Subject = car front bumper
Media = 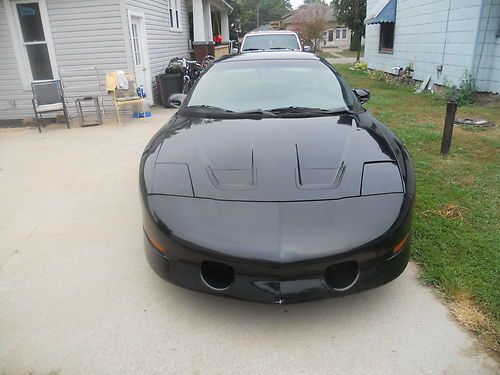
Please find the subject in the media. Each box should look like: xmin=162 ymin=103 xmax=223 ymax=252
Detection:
xmin=144 ymin=232 xmax=410 ymax=304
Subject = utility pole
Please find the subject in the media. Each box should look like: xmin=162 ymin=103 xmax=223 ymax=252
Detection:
xmin=256 ymin=6 xmax=259 ymax=27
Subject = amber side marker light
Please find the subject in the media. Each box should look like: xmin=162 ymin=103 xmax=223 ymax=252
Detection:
xmin=144 ymin=230 xmax=167 ymax=255
xmin=393 ymin=233 xmax=410 ymax=255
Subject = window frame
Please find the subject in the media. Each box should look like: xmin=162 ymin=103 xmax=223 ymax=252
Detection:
xmin=328 ymin=29 xmax=334 ymax=42
xmin=5 ymin=0 xmax=59 ymax=89
xmin=379 ymin=22 xmax=395 ymax=54
xmin=168 ymin=0 xmax=182 ymax=31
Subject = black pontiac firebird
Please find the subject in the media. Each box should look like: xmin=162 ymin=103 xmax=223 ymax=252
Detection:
xmin=140 ymin=52 xmax=415 ymax=304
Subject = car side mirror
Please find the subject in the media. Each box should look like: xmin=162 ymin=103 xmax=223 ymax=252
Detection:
xmin=168 ymin=93 xmax=187 ymax=108
xmin=303 ymin=46 xmax=312 ymax=53
xmin=353 ymin=88 xmax=370 ymax=104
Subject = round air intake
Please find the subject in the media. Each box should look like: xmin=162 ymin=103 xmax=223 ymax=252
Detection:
xmin=200 ymin=261 xmax=235 ymax=290
xmin=325 ymin=261 xmax=359 ymax=291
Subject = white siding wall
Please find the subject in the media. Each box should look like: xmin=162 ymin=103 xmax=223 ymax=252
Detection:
xmin=364 ymin=0 xmax=500 ymax=93
xmin=124 ymin=0 xmax=190 ymax=99
xmin=0 ymin=0 xmax=129 ymax=120
xmin=0 ymin=0 xmax=193 ymax=121
xmin=473 ymin=0 xmax=500 ymax=93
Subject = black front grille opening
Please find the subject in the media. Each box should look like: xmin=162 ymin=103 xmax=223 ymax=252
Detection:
xmin=200 ymin=261 xmax=235 ymax=290
xmin=325 ymin=261 xmax=359 ymax=291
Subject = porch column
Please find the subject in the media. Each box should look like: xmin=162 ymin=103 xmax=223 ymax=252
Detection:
xmin=203 ymin=0 xmax=213 ymax=41
xmin=192 ymin=0 xmax=205 ymax=42
xmin=220 ymin=9 xmax=230 ymax=41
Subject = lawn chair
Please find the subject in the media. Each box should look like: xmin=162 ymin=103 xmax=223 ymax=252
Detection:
xmin=31 ymin=80 xmax=70 ymax=133
xmin=106 ymin=72 xmax=144 ymax=126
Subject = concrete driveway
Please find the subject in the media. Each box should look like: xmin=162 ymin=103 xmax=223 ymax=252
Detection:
xmin=0 ymin=110 xmax=497 ymax=375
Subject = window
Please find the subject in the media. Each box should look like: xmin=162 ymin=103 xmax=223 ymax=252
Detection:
xmin=169 ymin=0 xmax=181 ymax=30
xmin=241 ymin=34 xmax=301 ymax=51
xmin=335 ymin=28 xmax=347 ymax=40
xmin=328 ymin=29 xmax=334 ymax=42
xmin=379 ymin=22 xmax=395 ymax=53
xmin=13 ymin=1 xmax=54 ymax=81
xmin=187 ymin=60 xmax=358 ymax=112
xmin=130 ymin=22 xmax=141 ymax=66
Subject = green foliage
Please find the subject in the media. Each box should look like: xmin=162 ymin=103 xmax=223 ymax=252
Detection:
xmin=335 ymin=63 xmax=500 ymax=326
xmin=442 ymin=71 xmax=477 ymax=106
xmin=228 ymin=0 xmax=292 ymax=37
xmin=331 ymin=0 xmax=366 ymax=36
xmin=368 ymin=69 xmax=386 ymax=81
xmin=331 ymin=0 xmax=366 ymax=58
xmin=298 ymin=16 xmax=326 ymax=51
xmin=353 ymin=61 xmax=368 ymax=71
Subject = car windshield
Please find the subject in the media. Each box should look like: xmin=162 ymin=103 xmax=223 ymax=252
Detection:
xmin=242 ymin=34 xmax=300 ymax=51
xmin=186 ymin=59 xmax=357 ymax=113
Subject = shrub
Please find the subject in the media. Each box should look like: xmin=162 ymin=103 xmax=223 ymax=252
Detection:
xmin=369 ymin=70 xmax=386 ymax=81
xmin=443 ymin=70 xmax=477 ymax=105
xmin=353 ymin=61 xmax=368 ymax=72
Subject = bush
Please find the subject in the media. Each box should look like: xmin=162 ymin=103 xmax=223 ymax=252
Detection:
xmin=353 ymin=61 xmax=368 ymax=72
xmin=443 ymin=70 xmax=477 ymax=105
xmin=368 ymin=70 xmax=386 ymax=81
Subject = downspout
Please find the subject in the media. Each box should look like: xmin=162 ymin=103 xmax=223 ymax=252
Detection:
xmin=438 ymin=0 xmax=452 ymax=81
xmin=471 ymin=0 xmax=485 ymax=80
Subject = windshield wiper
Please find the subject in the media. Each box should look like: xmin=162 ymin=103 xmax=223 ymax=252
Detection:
xmin=242 ymin=48 xmax=265 ymax=51
xmin=267 ymin=106 xmax=357 ymax=117
xmin=269 ymin=47 xmax=296 ymax=50
xmin=234 ymin=109 xmax=276 ymax=117
xmin=184 ymin=105 xmax=234 ymax=113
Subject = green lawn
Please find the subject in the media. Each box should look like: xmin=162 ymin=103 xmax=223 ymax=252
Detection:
xmin=337 ymin=48 xmax=364 ymax=58
xmin=335 ymin=65 xmax=500 ymax=346
xmin=316 ymin=51 xmax=337 ymax=59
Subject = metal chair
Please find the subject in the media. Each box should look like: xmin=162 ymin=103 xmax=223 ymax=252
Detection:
xmin=31 ymin=80 xmax=70 ymax=132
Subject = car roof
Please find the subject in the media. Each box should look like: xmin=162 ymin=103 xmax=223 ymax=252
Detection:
xmin=245 ymin=30 xmax=298 ymax=35
xmin=218 ymin=51 xmax=321 ymax=63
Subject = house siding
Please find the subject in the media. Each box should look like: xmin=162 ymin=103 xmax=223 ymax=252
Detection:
xmin=473 ymin=0 xmax=500 ymax=93
xmin=0 ymin=0 xmax=129 ymax=120
xmin=124 ymin=0 xmax=191 ymax=99
xmin=364 ymin=0 xmax=500 ymax=93
xmin=0 ymin=0 xmax=193 ymax=121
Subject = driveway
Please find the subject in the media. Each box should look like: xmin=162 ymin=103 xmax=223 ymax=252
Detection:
xmin=0 ymin=110 xmax=497 ymax=375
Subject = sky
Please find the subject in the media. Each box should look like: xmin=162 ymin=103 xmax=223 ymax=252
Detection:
xmin=290 ymin=0 xmax=303 ymax=9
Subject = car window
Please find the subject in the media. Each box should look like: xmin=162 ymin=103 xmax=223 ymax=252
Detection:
xmin=242 ymin=34 xmax=300 ymax=51
xmin=187 ymin=60 xmax=357 ymax=112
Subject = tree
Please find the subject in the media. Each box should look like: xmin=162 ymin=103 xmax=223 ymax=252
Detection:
xmin=228 ymin=0 xmax=292 ymax=38
xmin=330 ymin=0 xmax=366 ymax=61
xmin=298 ymin=16 xmax=326 ymax=52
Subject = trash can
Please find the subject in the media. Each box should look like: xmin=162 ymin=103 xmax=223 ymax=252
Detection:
xmin=157 ymin=74 xmax=183 ymax=108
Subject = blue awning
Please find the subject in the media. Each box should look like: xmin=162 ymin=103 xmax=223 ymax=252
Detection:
xmin=364 ymin=0 xmax=396 ymax=25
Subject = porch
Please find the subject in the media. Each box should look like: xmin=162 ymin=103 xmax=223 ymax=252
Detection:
xmin=187 ymin=0 xmax=233 ymax=61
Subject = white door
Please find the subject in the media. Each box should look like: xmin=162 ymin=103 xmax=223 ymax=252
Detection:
xmin=129 ymin=14 xmax=153 ymax=104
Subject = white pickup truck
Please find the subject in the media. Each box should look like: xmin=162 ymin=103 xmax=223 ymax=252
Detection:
xmin=239 ymin=30 xmax=311 ymax=53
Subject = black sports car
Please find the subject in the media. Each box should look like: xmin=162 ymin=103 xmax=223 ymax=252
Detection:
xmin=140 ymin=52 xmax=415 ymax=304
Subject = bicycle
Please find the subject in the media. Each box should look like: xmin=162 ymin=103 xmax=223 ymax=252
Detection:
xmin=167 ymin=55 xmax=215 ymax=94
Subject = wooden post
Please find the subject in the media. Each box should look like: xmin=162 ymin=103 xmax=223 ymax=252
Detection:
xmin=440 ymin=98 xmax=457 ymax=157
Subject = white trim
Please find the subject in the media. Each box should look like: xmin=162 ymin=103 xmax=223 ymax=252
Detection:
xmin=4 ymin=0 xmax=59 ymax=90
xmin=126 ymin=9 xmax=153 ymax=106
xmin=168 ymin=0 xmax=182 ymax=31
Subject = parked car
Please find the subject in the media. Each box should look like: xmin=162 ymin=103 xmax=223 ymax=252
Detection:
xmin=238 ymin=30 xmax=311 ymax=52
xmin=140 ymin=52 xmax=415 ymax=304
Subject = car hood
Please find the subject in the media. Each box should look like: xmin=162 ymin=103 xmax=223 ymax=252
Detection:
xmin=152 ymin=114 xmax=398 ymax=201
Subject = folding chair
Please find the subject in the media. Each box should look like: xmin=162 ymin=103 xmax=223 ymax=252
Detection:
xmin=31 ymin=80 xmax=70 ymax=132
xmin=106 ymin=72 xmax=144 ymax=126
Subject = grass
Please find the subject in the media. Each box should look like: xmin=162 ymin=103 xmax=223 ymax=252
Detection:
xmin=316 ymin=51 xmax=337 ymax=59
xmin=335 ymin=64 xmax=500 ymax=354
xmin=337 ymin=48 xmax=364 ymax=58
